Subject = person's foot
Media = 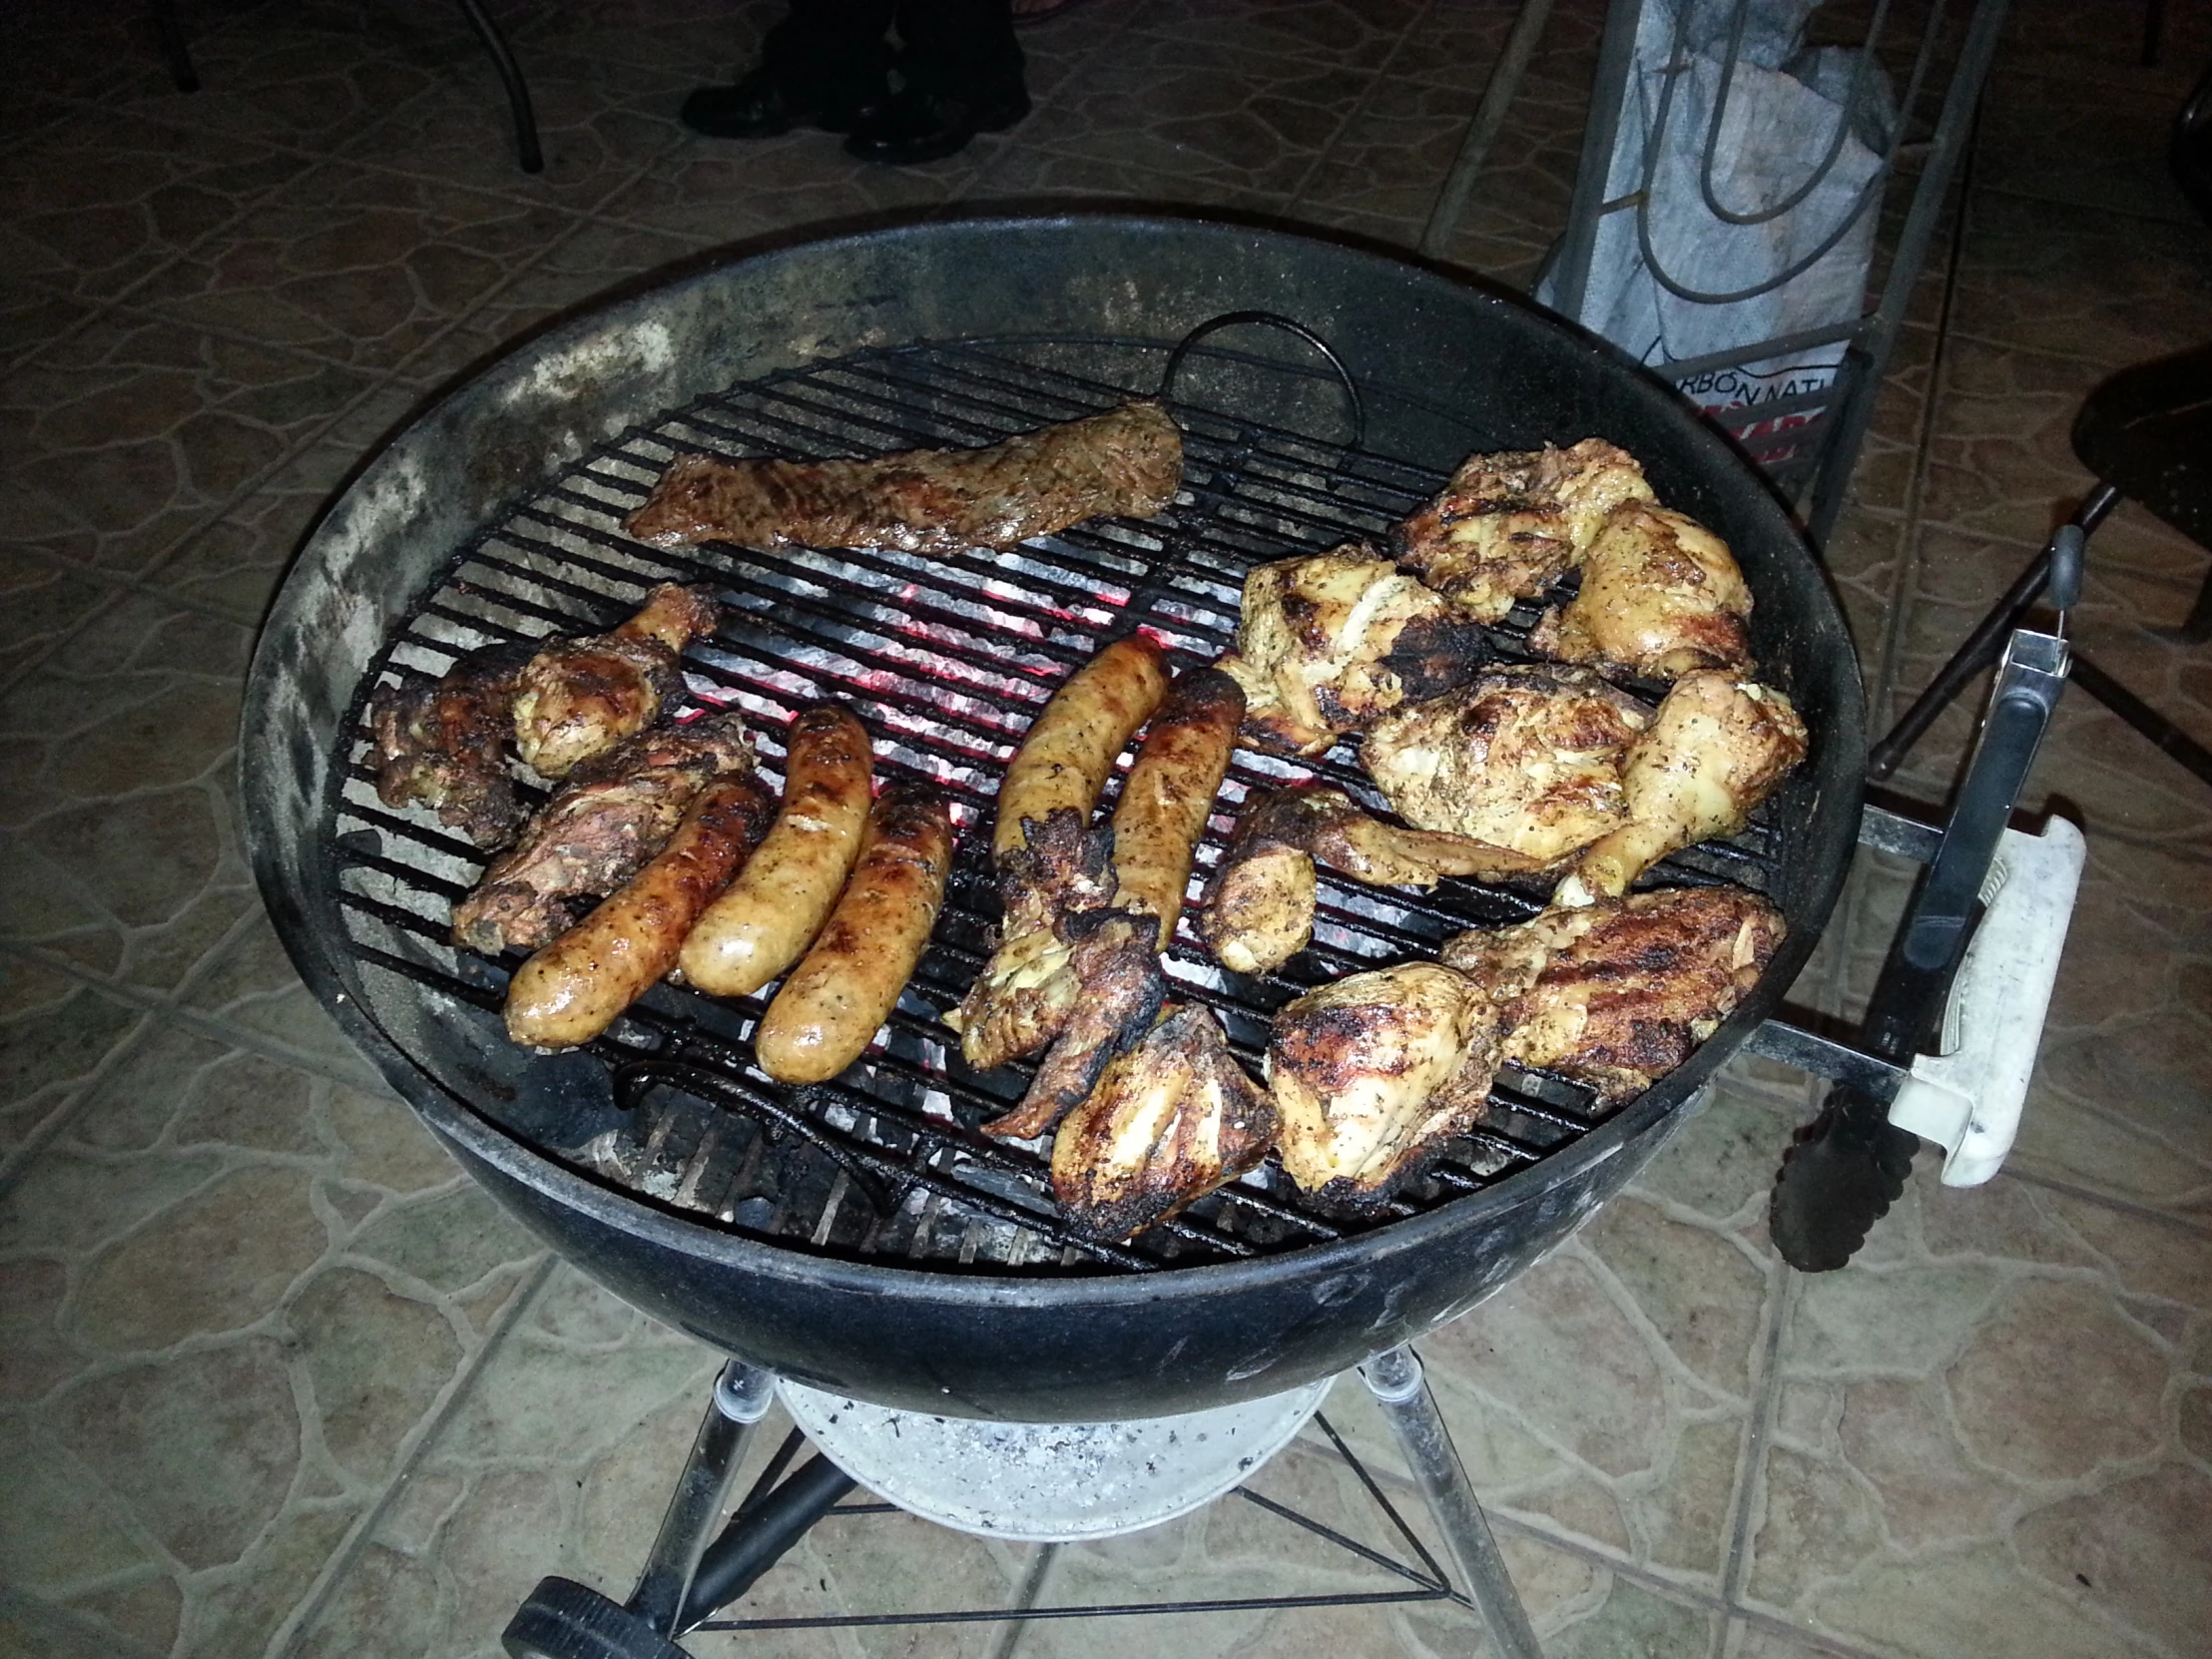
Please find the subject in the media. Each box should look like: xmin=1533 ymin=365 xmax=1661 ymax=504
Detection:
xmin=842 ymin=84 xmax=1030 ymax=165
xmin=680 ymin=68 xmax=883 ymax=139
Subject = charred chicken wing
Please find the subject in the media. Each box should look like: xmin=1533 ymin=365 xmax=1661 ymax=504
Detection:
xmin=1555 ymin=671 xmax=1807 ymax=906
xmin=1266 ymin=962 xmax=1503 ymax=1199
xmin=1395 ymin=438 xmax=1656 ymax=621
xmin=1442 ymin=884 xmax=1785 ymax=1102
xmin=366 ymin=642 xmax=534 ymax=848
xmin=1361 ymin=664 xmax=1652 ymax=867
xmin=1219 ymin=545 xmax=1488 ymax=757
xmin=512 ymin=583 xmax=723 ymax=780
xmin=1527 ymin=502 xmax=1753 ymax=680
xmin=451 ymin=711 xmax=755 ymax=955
xmin=1050 ymin=1004 xmax=1277 ymax=1241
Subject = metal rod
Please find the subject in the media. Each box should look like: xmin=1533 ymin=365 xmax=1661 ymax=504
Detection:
xmin=1420 ymin=0 xmax=1556 ymax=259
xmin=680 ymin=1453 xmax=857 ymax=1632
xmin=454 ymin=0 xmax=544 ymax=174
xmin=1548 ymin=0 xmax=1645 ymax=322
xmin=1361 ymin=1346 xmax=1545 ymax=1659
xmin=626 ymin=1361 xmax=774 ymax=1635
xmin=1807 ymin=0 xmax=2012 ymax=545
xmin=1869 ymin=484 xmax=2118 ymax=779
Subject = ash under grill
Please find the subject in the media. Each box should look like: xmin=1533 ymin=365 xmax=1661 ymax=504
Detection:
xmin=327 ymin=335 xmax=1784 ymax=1276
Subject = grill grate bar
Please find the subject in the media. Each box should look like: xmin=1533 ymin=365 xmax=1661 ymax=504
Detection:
xmin=327 ymin=335 xmax=1782 ymax=1275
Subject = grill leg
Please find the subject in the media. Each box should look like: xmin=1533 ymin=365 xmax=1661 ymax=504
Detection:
xmin=1361 ymin=1346 xmax=1544 ymax=1659
xmin=627 ymin=1361 xmax=776 ymax=1634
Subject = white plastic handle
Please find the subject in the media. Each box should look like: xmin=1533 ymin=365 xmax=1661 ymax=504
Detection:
xmin=1887 ymin=817 xmax=2086 ymax=1187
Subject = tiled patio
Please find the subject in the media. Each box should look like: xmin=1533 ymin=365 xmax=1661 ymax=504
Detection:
xmin=2 ymin=2 xmax=2208 ymax=1656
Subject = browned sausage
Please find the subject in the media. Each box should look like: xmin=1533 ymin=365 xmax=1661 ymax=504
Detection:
xmin=992 ymin=634 xmax=1170 ymax=864
xmin=504 ymin=774 xmax=777 ymax=1049
xmin=753 ymin=786 xmax=955 ymax=1084
xmin=1108 ymin=666 xmax=1246 ymax=947
xmin=677 ymin=706 xmax=874 ymax=997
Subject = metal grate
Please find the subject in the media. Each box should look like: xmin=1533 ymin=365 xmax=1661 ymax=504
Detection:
xmin=324 ymin=335 xmax=1785 ymax=1275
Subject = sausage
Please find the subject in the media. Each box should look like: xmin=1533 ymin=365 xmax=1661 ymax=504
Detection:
xmin=1108 ymin=666 xmax=1246 ymax=947
xmin=753 ymin=786 xmax=955 ymax=1084
xmin=503 ymin=774 xmax=777 ymax=1049
xmin=677 ymin=706 xmax=874 ymax=997
xmin=991 ymin=634 xmax=1170 ymax=864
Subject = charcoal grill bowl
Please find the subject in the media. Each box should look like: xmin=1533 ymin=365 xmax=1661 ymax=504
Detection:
xmin=243 ymin=215 xmax=1864 ymax=1421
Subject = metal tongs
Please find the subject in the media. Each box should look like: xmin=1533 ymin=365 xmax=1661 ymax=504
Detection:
xmin=1765 ymin=525 xmax=2088 ymax=1271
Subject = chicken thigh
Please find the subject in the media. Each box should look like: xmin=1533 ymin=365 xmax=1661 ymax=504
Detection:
xmin=1554 ymin=672 xmax=1807 ymax=906
xmin=366 ymin=641 xmax=535 ymax=848
xmin=1443 ymin=883 xmax=1785 ymax=1102
xmin=1266 ymin=962 xmax=1502 ymax=1198
xmin=1361 ymin=664 xmax=1652 ymax=866
xmin=1396 ymin=438 xmax=1655 ymax=621
xmin=1219 ymin=545 xmax=1488 ymax=756
xmin=1527 ymin=503 xmax=1753 ymax=680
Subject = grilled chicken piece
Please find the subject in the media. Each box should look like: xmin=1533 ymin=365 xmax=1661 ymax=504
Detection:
xmin=1266 ymin=963 xmax=1503 ymax=1199
xmin=1200 ymin=787 xmax=1547 ymax=975
xmin=1395 ymin=438 xmax=1656 ymax=621
xmin=1051 ymin=1005 xmax=1277 ymax=1242
xmin=983 ymin=909 xmax=1166 ymax=1142
xmin=1527 ymin=503 xmax=1753 ymax=680
xmin=1219 ymin=545 xmax=1489 ymax=757
xmin=513 ymin=584 xmax=723 ymax=780
xmin=1442 ymin=884 xmax=1785 ymax=1103
xmin=1362 ymin=665 xmax=1652 ymax=867
xmin=950 ymin=808 xmax=1116 ymax=1074
xmin=366 ymin=642 xmax=534 ymax=848
xmin=451 ymin=711 xmax=755 ymax=955
xmin=626 ymin=401 xmax=1183 ymax=556
xmin=1556 ymin=672 xmax=1807 ymax=906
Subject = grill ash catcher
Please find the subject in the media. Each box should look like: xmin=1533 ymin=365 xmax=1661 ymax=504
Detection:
xmin=239 ymin=219 xmax=2082 ymax=1657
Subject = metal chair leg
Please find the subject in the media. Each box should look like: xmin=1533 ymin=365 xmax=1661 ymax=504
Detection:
xmin=1361 ymin=1346 xmax=1545 ymax=1659
xmin=454 ymin=0 xmax=544 ymax=174
xmin=150 ymin=0 xmax=199 ymax=92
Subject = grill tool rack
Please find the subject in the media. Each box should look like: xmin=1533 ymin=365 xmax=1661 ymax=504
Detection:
xmin=1437 ymin=0 xmax=2014 ymax=547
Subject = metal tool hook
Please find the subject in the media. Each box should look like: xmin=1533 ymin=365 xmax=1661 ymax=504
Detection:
xmin=1160 ymin=310 xmax=1368 ymax=450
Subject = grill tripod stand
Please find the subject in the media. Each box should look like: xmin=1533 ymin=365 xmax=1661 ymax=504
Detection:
xmin=504 ymin=1347 xmax=1545 ymax=1659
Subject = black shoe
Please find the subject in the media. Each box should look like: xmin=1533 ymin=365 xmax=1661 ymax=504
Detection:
xmin=681 ymin=68 xmax=883 ymax=139
xmin=842 ymin=84 xmax=1029 ymax=165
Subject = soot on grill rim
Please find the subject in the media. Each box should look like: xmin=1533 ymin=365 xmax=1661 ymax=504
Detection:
xmin=323 ymin=337 xmax=1786 ymax=1276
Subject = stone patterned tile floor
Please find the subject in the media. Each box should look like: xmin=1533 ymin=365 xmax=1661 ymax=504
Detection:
xmin=3 ymin=1 xmax=2209 ymax=1655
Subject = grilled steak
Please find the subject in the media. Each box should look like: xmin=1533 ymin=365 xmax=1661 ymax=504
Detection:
xmin=626 ymin=400 xmax=1184 ymax=555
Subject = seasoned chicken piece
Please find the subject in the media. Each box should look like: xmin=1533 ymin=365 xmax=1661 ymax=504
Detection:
xmin=949 ymin=809 xmax=1116 ymax=1074
xmin=1051 ymin=1005 xmax=1277 ymax=1242
xmin=1199 ymin=787 xmax=1548 ymax=974
xmin=1220 ymin=545 xmax=1488 ymax=757
xmin=512 ymin=584 xmax=723 ymax=779
xmin=451 ymin=712 xmax=754 ymax=955
xmin=1266 ymin=963 xmax=1502 ymax=1199
xmin=1527 ymin=503 xmax=1753 ymax=680
xmin=1556 ymin=672 xmax=1807 ymax=906
xmin=1362 ymin=665 xmax=1651 ymax=866
xmin=982 ymin=909 xmax=1167 ymax=1142
xmin=1443 ymin=884 xmax=1785 ymax=1102
xmin=1395 ymin=438 xmax=1655 ymax=621
xmin=365 ymin=641 xmax=534 ymax=848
